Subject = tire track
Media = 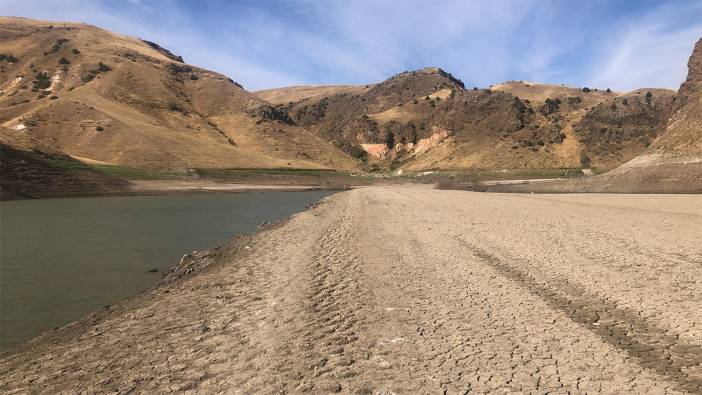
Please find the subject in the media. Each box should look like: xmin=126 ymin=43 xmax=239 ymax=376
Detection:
xmin=459 ymin=239 xmax=702 ymax=393
xmin=295 ymin=196 xmax=368 ymax=392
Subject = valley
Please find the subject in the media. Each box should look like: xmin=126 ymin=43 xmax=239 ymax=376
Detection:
xmin=2 ymin=18 xmax=700 ymax=198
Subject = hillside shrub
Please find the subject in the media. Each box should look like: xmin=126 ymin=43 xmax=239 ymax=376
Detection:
xmin=45 ymin=38 xmax=69 ymax=55
xmin=582 ymin=87 xmax=591 ymax=92
xmin=348 ymin=144 xmax=368 ymax=160
xmin=98 ymin=62 xmax=111 ymax=72
xmin=32 ymin=72 xmax=51 ymax=90
xmin=385 ymin=132 xmax=395 ymax=148
xmin=0 ymin=53 xmax=18 ymax=63
xmin=58 ymin=57 xmax=70 ymax=65
xmin=580 ymin=151 xmax=591 ymax=168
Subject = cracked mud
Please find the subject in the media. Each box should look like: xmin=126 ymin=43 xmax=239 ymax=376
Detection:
xmin=1 ymin=186 xmax=701 ymax=394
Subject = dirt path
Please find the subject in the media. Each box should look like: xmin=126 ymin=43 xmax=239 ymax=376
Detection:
xmin=2 ymin=186 xmax=701 ymax=393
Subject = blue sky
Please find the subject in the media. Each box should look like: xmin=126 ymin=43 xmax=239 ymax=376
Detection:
xmin=2 ymin=0 xmax=701 ymax=91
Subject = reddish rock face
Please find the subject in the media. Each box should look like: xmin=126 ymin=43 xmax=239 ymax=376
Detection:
xmin=414 ymin=126 xmax=452 ymax=154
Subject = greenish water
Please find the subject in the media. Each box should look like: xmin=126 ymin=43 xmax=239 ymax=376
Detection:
xmin=0 ymin=191 xmax=333 ymax=350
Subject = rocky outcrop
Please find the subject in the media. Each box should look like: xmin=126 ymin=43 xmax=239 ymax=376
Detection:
xmin=649 ymin=38 xmax=702 ymax=157
xmin=574 ymin=90 xmax=677 ymax=168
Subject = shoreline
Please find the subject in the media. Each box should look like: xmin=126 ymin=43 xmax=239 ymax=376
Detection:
xmin=1 ymin=186 xmax=701 ymax=392
xmin=0 ymin=190 xmax=322 ymax=355
xmin=0 ymin=180 xmax=355 ymax=201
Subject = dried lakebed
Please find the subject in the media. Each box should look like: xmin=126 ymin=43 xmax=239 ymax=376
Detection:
xmin=1 ymin=186 xmax=701 ymax=393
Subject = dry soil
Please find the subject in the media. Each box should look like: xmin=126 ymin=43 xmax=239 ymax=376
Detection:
xmin=1 ymin=186 xmax=701 ymax=394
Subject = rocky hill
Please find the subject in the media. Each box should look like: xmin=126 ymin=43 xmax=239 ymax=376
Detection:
xmin=269 ymin=69 xmax=675 ymax=171
xmin=0 ymin=17 xmax=692 ymax=180
xmin=650 ymin=38 xmax=702 ymax=157
xmin=0 ymin=17 xmax=357 ymax=170
xmin=477 ymin=38 xmax=702 ymax=193
xmin=594 ymin=37 xmax=702 ymax=192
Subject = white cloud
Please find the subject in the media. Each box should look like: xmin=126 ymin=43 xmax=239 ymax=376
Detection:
xmin=587 ymin=4 xmax=702 ymax=91
xmin=2 ymin=0 xmax=701 ymax=91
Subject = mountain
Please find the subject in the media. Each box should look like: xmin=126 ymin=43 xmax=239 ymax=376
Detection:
xmin=480 ymin=38 xmax=701 ymax=193
xmin=0 ymin=17 xmax=691 ymax=182
xmin=596 ymin=37 xmax=702 ymax=192
xmin=0 ymin=17 xmax=358 ymax=170
xmin=271 ymin=69 xmax=675 ymax=171
xmin=649 ymin=38 xmax=702 ymax=158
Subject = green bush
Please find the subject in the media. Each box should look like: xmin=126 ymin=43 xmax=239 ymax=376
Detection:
xmin=58 ymin=57 xmax=70 ymax=65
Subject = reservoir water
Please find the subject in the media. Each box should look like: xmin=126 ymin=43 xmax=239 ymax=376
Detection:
xmin=0 ymin=191 xmax=334 ymax=350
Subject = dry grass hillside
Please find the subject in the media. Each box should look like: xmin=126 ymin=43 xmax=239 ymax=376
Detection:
xmin=254 ymin=85 xmax=369 ymax=105
xmin=0 ymin=17 xmax=358 ymax=170
xmin=0 ymin=141 xmax=129 ymax=199
xmin=480 ymin=38 xmax=701 ymax=193
xmin=0 ymin=17 xmax=690 ymax=179
xmin=272 ymin=69 xmax=675 ymax=171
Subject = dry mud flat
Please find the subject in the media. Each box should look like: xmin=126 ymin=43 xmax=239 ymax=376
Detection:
xmin=2 ymin=186 xmax=702 ymax=394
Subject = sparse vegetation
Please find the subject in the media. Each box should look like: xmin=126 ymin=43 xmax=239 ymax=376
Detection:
xmin=96 ymin=126 xmax=104 ymax=132
xmin=72 ymin=48 xmax=80 ymax=54
xmin=348 ymin=145 xmax=368 ymax=160
xmin=98 ymin=62 xmax=111 ymax=72
xmin=582 ymin=87 xmax=591 ymax=93
xmin=82 ymin=62 xmax=111 ymax=83
xmin=541 ymin=97 xmax=561 ymax=115
xmin=0 ymin=53 xmax=18 ymax=63
xmin=580 ymin=151 xmax=592 ymax=168
xmin=32 ymin=72 xmax=51 ymax=90
xmin=385 ymin=132 xmax=395 ymax=148
xmin=45 ymin=38 xmax=69 ymax=55
xmin=168 ymin=102 xmax=188 ymax=115
xmin=58 ymin=57 xmax=70 ymax=65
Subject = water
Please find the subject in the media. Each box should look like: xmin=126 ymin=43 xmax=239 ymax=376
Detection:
xmin=0 ymin=191 xmax=334 ymax=350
